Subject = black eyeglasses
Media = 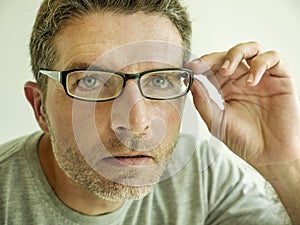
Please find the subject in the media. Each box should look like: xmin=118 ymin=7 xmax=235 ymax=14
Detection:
xmin=39 ymin=68 xmax=194 ymax=102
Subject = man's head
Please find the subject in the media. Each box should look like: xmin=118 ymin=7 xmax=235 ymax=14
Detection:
xmin=30 ymin=0 xmax=192 ymax=95
xmin=25 ymin=0 xmax=193 ymax=201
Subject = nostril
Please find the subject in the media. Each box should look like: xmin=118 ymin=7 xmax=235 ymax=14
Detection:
xmin=113 ymin=124 xmax=151 ymax=137
xmin=115 ymin=126 xmax=127 ymax=131
xmin=113 ymin=126 xmax=128 ymax=135
xmin=136 ymin=125 xmax=151 ymax=138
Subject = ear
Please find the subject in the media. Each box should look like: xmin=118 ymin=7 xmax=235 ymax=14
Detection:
xmin=24 ymin=81 xmax=49 ymax=132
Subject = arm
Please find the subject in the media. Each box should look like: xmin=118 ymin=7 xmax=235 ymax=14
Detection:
xmin=185 ymin=42 xmax=300 ymax=224
xmin=257 ymin=159 xmax=300 ymax=224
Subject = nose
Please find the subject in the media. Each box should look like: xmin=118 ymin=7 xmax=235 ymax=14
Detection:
xmin=111 ymin=81 xmax=151 ymax=137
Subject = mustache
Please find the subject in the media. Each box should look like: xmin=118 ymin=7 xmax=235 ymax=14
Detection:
xmin=108 ymin=133 xmax=158 ymax=152
xmin=105 ymin=132 xmax=178 ymax=154
xmin=74 ymin=130 xmax=179 ymax=169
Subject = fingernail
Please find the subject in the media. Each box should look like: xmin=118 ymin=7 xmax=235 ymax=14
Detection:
xmin=247 ymin=73 xmax=254 ymax=83
xmin=221 ymin=60 xmax=230 ymax=69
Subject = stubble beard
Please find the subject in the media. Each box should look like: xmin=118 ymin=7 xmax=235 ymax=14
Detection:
xmin=46 ymin=118 xmax=178 ymax=202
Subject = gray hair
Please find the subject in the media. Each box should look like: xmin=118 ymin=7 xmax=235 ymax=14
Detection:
xmin=30 ymin=0 xmax=192 ymax=94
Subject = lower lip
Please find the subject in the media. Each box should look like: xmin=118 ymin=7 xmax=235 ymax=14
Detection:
xmin=103 ymin=157 xmax=153 ymax=167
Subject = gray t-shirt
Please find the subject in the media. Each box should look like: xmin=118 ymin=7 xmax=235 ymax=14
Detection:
xmin=0 ymin=132 xmax=290 ymax=225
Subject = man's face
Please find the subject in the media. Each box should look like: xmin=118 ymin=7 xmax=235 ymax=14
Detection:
xmin=44 ymin=11 xmax=186 ymax=201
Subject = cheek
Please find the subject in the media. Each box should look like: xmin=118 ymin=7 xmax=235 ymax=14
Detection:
xmin=70 ymin=101 xmax=114 ymax=150
xmin=45 ymin=92 xmax=104 ymax=144
xmin=151 ymin=99 xmax=184 ymax=133
xmin=45 ymin=93 xmax=73 ymax=135
xmin=45 ymin=81 xmax=73 ymax=133
xmin=94 ymin=102 xmax=114 ymax=135
xmin=45 ymin=103 xmax=75 ymax=151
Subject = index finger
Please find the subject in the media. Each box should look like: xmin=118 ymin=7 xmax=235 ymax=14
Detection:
xmin=219 ymin=41 xmax=262 ymax=76
xmin=184 ymin=52 xmax=226 ymax=76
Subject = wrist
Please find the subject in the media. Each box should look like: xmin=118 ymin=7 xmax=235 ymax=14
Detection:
xmin=256 ymin=159 xmax=300 ymax=225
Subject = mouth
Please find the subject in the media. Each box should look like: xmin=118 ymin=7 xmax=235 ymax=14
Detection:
xmin=103 ymin=154 xmax=154 ymax=167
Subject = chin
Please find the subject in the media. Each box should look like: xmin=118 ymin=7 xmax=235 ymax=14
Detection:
xmin=88 ymin=179 xmax=155 ymax=202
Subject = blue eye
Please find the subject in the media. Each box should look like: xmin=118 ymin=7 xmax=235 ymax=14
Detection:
xmin=79 ymin=77 xmax=98 ymax=88
xmin=150 ymin=76 xmax=171 ymax=89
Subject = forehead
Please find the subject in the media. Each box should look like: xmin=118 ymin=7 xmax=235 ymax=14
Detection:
xmin=53 ymin=11 xmax=184 ymax=71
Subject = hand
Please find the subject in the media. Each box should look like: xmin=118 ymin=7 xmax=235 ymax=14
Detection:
xmin=185 ymin=42 xmax=300 ymax=167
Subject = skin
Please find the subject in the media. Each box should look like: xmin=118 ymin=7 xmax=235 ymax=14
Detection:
xmin=25 ymin=12 xmax=185 ymax=215
xmin=185 ymin=42 xmax=300 ymax=224
xmin=24 ymin=10 xmax=300 ymax=224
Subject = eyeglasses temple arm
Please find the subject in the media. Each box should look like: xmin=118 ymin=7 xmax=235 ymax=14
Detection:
xmin=39 ymin=70 xmax=61 ymax=82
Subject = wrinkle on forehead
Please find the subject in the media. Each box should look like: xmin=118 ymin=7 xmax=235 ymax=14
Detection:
xmin=53 ymin=11 xmax=183 ymax=71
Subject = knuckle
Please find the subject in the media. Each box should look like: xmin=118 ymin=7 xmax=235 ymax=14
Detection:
xmin=199 ymin=52 xmax=226 ymax=64
xmin=235 ymin=41 xmax=259 ymax=50
xmin=236 ymin=42 xmax=248 ymax=49
xmin=247 ymin=41 xmax=261 ymax=49
xmin=266 ymin=50 xmax=280 ymax=58
xmin=229 ymin=41 xmax=261 ymax=55
xmin=250 ymin=56 xmax=261 ymax=65
xmin=201 ymin=51 xmax=224 ymax=59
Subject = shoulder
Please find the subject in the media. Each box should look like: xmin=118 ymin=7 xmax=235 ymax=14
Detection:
xmin=178 ymin=134 xmax=267 ymax=196
xmin=0 ymin=131 xmax=43 ymax=163
xmin=177 ymin=134 xmax=291 ymax=224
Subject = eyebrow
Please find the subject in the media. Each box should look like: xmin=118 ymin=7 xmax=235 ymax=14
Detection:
xmin=65 ymin=62 xmax=102 ymax=70
xmin=65 ymin=61 xmax=184 ymax=73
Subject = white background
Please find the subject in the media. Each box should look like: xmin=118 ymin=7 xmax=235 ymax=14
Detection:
xmin=1 ymin=0 xmax=300 ymax=144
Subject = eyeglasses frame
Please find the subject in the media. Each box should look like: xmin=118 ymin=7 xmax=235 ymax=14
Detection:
xmin=39 ymin=67 xmax=194 ymax=102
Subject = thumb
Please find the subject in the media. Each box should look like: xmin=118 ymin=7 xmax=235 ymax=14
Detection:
xmin=190 ymin=79 xmax=226 ymax=140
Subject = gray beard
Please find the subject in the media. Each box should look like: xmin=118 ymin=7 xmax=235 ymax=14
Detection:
xmin=48 ymin=130 xmax=176 ymax=202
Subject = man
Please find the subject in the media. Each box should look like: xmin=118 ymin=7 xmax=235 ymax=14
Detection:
xmin=0 ymin=0 xmax=299 ymax=224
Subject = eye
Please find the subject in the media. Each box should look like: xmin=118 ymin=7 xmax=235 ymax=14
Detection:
xmin=150 ymin=76 xmax=171 ymax=89
xmin=78 ymin=76 xmax=100 ymax=89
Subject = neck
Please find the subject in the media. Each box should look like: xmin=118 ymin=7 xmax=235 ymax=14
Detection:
xmin=38 ymin=133 xmax=123 ymax=216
